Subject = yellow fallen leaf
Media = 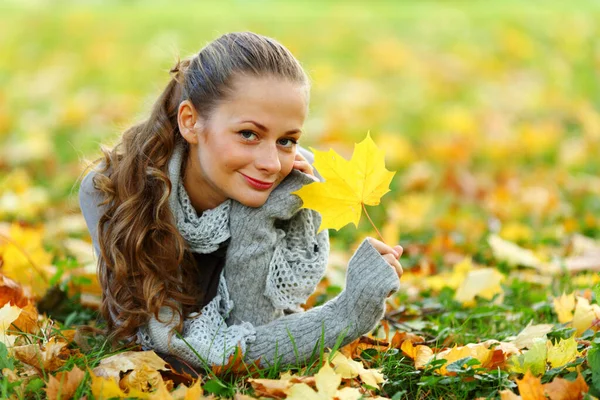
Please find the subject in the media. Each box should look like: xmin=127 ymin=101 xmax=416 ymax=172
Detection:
xmin=0 ymin=302 xmax=21 ymax=333
xmin=89 ymin=368 xmax=150 ymax=400
xmin=286 ymin=362 xmax=340 ymax=400
xmin=572 ymin=296 xmax=600 ymax=335
xmin=553 ymin=292 xmax=576 ymax=324
xmin=400 ymin=340 xmax=434 ymax=370
xmin=547 ymin=337 xmax=578 ymax=369
xmin=292 ymin=132 xmax=396 ymax=232
xmin=329 ymin=351 xmax=384 ymax=388
xmin=0 ymin=223 xmax=54 ymax=298
xmin=488 ymin=234 xmax=543 ymax=269
xmin=0 ymin=302 xmax=21 ymax=347
xmin=454 ymin=267 xmax=505 ymax=306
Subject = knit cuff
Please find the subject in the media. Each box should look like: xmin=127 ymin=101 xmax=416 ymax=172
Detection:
xmin=340 ymin=237 xmax=401 ymax=332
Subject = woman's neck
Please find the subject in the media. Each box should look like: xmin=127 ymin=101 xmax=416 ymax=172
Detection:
xmin=181 ymin=147 xmax=228 ymax=214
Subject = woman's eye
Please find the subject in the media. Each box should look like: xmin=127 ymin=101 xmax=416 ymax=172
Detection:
xmin=278 ymin=138 xmax=298 ymax=148
xmin=239 ymin=130 xmax=257 ymax=140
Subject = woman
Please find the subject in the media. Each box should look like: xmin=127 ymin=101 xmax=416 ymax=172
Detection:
xmin=79 ymin=31 xmax=403 ymax=372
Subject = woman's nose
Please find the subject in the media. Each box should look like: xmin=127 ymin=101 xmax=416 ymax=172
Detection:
xmin=255 ymin=144 xmax=281 ymax=174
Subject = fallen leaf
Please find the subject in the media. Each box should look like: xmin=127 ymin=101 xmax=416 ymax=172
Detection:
xmin=547 ymin=337 xmax=579 ymax=369
xmin=329 ymin=352 xmax=384 ymax=387
xmin=543 ymin=372 xmax=589 ymax=400
xmin=120 ymin=363 xmax=168 ymax=393
xmin=286 ymin=362 xmax=341 ymax=400
xmin=454 ymin=267 xmax=505 ymax=306
xmin=292 ymin=132 xmax=396 ymax=232
xmin=89 ymin=368 xmax=150 ymax=400
xmin=13 ymin=337 xmax=75 ymax=372
xmin=516 ymin=370 xmax=545 ymax=400
xmin=400 ymin=340 xmax=434 ymax=370
xmin=509 ymin=323 xmax=554 ymax=349
xmin=488 ymin=234 xmax=544 ymax=269
xmin=0 ymin=272 xmax=31 ymax=308
xmin=508 ymin=338 xmax=548 ymax=376
xmin=45 ymin=365 xmax=85 ymax=400
xmin=553 ymin=292 xmax=576 ymax=324
xmin=12 ymin=302 xmax=39 ymax=335
xmin=572 ymin=296 xmax=600 ymax=335
xmin=93 ymin=350 xmax=170 ymax=381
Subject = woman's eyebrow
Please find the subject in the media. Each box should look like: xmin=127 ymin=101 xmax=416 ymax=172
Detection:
xmin=240 ymin=120 xmax=302 ymax=135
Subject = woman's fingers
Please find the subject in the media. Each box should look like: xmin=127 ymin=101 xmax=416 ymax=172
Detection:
xmin=367 ymin=237 xmax=399 ymax=258
xmin=382 ymin=253 xmax=403 ymax=278
xmin=293 ymin=153 xmax=316 ymax=178
xmin=393 ymin=245 xmax=404 ymax=259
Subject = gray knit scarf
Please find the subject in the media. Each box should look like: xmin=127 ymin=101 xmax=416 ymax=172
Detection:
xmin=167 ymin=141 xmax=231 ymax=254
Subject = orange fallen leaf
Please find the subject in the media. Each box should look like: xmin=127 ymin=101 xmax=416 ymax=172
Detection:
xmin=12 ymin=302 xmax=39 ymax=335
xmin=516 ymin=371 xmax=545 ymax=400
xmin=44 ymin=365 xmax=85 ymax=400
xmin=543 ymin=373 xmax=588 ymax=400
xmin=0 ymin=272 xmax=31 ymax=308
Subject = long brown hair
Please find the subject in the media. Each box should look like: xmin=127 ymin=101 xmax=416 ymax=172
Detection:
xmin=85 ymin=32 xmax=309 ymax=346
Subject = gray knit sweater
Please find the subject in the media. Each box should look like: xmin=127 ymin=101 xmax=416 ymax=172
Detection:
xmin=78 ymin=142 xmax=400 ymax=369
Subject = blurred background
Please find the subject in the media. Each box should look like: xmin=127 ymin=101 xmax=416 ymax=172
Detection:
xmin=1 ymin=0 xmax=599 ymax=307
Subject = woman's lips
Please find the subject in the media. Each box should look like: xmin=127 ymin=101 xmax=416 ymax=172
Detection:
xmin=241 ymin=173 xmax=274 ymax=190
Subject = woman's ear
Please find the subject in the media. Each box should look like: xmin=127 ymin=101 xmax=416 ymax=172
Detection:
xmin=178 ymin=100 xmax=204 ymax=145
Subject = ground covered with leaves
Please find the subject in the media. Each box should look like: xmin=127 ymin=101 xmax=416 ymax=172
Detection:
xmin=1 ymin=1 xmax=600 ymax=399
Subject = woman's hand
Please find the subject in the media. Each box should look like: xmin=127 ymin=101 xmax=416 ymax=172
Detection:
xmin=366 ymin=237 xmax=403 ymax=279
xmin=293 ymin=152 xmax=319 ymax=181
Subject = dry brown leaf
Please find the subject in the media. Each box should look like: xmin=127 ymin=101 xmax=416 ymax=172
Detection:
xmin=516 ymin=371 xmax=545 ymax=400
xmin=340 ymin=335 xmax=390 ymax=361
xmin=44 ymin=365 xmax=85 ymax=400
xmin=543 ymin=373 xmax=589 ymax=400
xmin=389 ymin=331 xmax=425 ymax=349
xmin=93 ymin=350 xmax=170 ymax=381
xmin=211 ymin=344 xmax=260 ymax=376
xmin=249 ymin=377 xmax=292 ymax=399
xmin=13 ymin=337 xmax=75 ymax=372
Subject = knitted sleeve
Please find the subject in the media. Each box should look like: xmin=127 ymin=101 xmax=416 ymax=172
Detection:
xmin=140 ymin=238 xmax=400 ymax=369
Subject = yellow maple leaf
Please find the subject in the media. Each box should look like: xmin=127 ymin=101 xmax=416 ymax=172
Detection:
xmin=546 ymin=336 xmax=578 ymax=369
xmin=292 ymin=132 xmax=396 ymax=233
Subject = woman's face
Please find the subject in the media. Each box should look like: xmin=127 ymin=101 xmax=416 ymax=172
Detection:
xmin=179 ymin=74 xmax=308 ymax=211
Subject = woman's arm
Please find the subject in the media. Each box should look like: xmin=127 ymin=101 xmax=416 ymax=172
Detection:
xmin=141 ymin=237 xmax=399 ymax=369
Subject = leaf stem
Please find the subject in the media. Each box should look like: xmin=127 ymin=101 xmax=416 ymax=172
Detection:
xmin=361 ymin=203 xmax=385 ymax=243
